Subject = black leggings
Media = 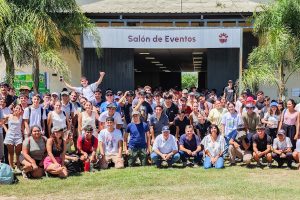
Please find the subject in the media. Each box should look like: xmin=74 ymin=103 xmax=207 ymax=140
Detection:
xmin=282 ymin=124 xmax=296 ymax=150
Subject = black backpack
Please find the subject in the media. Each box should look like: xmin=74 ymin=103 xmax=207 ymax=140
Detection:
xmin=65 ymin=157 xmax=83 ymax=175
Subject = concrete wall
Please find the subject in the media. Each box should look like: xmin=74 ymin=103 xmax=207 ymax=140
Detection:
xmin=0 ymin=50 xmax=82 ymax=93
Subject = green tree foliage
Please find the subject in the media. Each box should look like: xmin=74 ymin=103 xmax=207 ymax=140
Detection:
xmin=0 ymin=0 xmax=100 ymax=92
xmin=242 ymin=0 xmax=300 ymax=99
xmin=182 ymin=72 xmax=198 ymax=89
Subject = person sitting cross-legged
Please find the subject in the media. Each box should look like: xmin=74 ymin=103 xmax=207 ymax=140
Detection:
xmin=179 ymin=125 xmax=203 ymax=167
xmin=150 ymin=126 xmax=180 ymax=168
xmin=77 ymin=125 xmax=98 ymax=172
xmin=252 ymin=124 xmax=273 ymax=168
xmin=98 ymin=117 xmax=124 ymax=169
xmin=272 ymin=129 xmax=293 ymax=168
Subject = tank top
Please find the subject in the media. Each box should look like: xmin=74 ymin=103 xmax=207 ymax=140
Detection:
xmin=7 ymin=115 xmax=22 ymax=137
xmin=52 ymin=139 xmax=64 ymax=157
xmin=190 ymin=112 xmax=198 ymax=126
xmin=82 ymin=111 xmax=96 ymax=133
xmin=51 ymin=111 xmax=67 ymax=129
xmin=283 ymin=110 xmax=298 ymax=126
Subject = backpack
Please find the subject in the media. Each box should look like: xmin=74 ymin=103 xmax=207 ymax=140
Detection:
xmin=65 ymin=156 xmax=83 ymax=175
xmin=0 ymin=163 xmax=18 ymax=184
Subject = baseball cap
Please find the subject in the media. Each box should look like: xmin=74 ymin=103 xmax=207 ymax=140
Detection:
xmin=105 ymin=90 xmax=113 ymax=95
xmin=127 ymin=90 xmax=135 ymax=96
xmin=182 ymin=89 xmax=188 ymax=94
xmin=61 ymin=91 xmax=69 ymax=96
xmin=139 ymin=90 xmax=146 ymax=96
xmin=107 ymin=103 xmax=117 ymax=108
xmin=51 ymin=92 xmax=59 ymax=97
xmin=270 ymin=102 xmax=278 ymax=107
xmin=132 ymin=110 xmax=140 ymax=116
xmin=277 ymin=129 xmax=286 ymax=136
xmin=19 ymin=86 xmax=31 ymax=91
xmin=51 ymin=126 xmax=63 ymax=132
xmin=83 ymin=125 xmax=94 ymax=132
xmin=245 ymin=103 xmax=255 ymax=108
xmin=162 ymin=126 xmax=170 ymax=132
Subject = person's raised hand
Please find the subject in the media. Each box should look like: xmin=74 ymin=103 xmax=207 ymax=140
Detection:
xmin=100 ymin=72 xmax=105 ymax=76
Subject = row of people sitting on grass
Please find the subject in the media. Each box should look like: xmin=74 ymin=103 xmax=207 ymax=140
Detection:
xmin=20 ymin=111 xmax=300 ymax=179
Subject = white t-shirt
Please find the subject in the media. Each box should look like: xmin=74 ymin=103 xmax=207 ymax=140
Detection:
xmin=99 ymin=111 xmax=123 ymax=128
xmin=273 ymin=137 xmax=292 ymax=150
xmin=221 ymin=112 xmax=240 ymax=136
xmin=201 ymin=134 xmax=225 ymax=157
xmin=295 ymin=103 xmax=300 ymax=112
xmin=2 ymin=107 xmax=11 ymax=117
xmin=263 ymin=113 xmax=280 ymax=129
xmin=98 ymin=128 xmax=123 ymax=155
xmin=61 ymin=102 xmax=75 ymax=118
xmin=152 ymin=134 xmax=178 ymax=154
xmin=23 ymin=105 xmax=47 ymax=130
xmin=74 ymin=82 xmax=98 ymax=101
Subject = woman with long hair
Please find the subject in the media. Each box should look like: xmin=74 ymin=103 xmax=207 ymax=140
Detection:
xmin=201 ymin=124 xmax=225 ymax=169
xmin=78 ymin=101 xmax=100 ymax=137
xmin=262 ymin=102 xmax=281 ymax=141
xmin=43 ymin=127 xmax=68 ymax=178
xmin=3 ymin=104 xmax=23 ymax=173
xmin=278 ymin=99 xmax=299 ymax=150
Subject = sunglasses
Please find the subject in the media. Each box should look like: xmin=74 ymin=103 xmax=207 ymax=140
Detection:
xmin=106 ymin=94 xmax=113 ymax=96
xmin=246 ymin=107 xmax=254 ymax=110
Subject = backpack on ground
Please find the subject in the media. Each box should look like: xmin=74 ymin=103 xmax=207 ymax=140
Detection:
xmin=0 ymin=163 xmax=18 ymax=184
xmin=65 ymin=156 xmax=83 ymax=175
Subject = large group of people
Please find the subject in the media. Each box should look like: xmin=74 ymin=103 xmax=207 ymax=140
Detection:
xmin=0 ymin=72 xmax=300 ymax=179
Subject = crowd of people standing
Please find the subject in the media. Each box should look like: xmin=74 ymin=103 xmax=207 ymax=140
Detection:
xmin=0 ymin=72 xmax=300 ymax=179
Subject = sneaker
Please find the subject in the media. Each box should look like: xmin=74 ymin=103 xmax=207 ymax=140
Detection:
xmin=256 ymin=162 xmax=263 ymax=168
xmin=161 ymin=161 xmax=168 ymax=167
xmin=14 ymin=167 xmax=22 ymax=174
xmin=229 ymin=162 xmax=236 ymax=166
xmin=267 ymin=163 xmax=272 ymax=169
xmin=22 ymin=170 xmax=28 ymax=179
xmin=182 ymin=162 xmax=187 ymax=167
xmin=193 ymin=163 xmax=199 ymax=168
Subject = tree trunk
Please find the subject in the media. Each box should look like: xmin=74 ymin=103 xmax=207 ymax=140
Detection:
xmin=3 ymin=47 xmax=15 ymax=86
xmin=278 ymin=64 xmax=285 ymax=100
xmin=32 ymin=57 xmax=40 ymax=94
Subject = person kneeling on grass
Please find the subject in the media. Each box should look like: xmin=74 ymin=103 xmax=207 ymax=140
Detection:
xmin=77 ymin=125 xmax=98 ymax=172
xmin=43 ymin=126 xmax=68 ymax=178
xmin=179 ymin=125 xmax=203 ymax=167
xmin=20 ymin=125 xmax=47 ymax=179
xmin=272 ymin=129 xmax=293 ymax=168
xmin=252 ymin=124 xmax=272 ymax=168
xmin=150 ymin=126 xmax=180 ymax=168
xmin=228 ymin=124 xmax=252 ymax=166
xmin=201 ymin=124 xmax=225 ymax=169
xmin=98 ymin=117 xmax=124 ymax=169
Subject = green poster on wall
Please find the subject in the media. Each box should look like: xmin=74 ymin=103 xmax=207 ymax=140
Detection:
xmin=13 ymin=73 xmax=49 ymax=94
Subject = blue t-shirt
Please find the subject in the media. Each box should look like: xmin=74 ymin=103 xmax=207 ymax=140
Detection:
xmin=126 ymin=122 xmax=149 ymax=149
xmin=100 ymin=101 xmax=121 ymax=113
xmin=179 ymin=134 xmax=201 ymax=152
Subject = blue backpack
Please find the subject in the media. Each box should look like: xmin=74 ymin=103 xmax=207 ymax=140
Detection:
xmin=0 ymin=163 xmax=18 ymax=184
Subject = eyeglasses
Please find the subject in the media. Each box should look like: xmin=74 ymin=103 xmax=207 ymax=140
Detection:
xmin=106 ymin=94 xmax=113 ymax=96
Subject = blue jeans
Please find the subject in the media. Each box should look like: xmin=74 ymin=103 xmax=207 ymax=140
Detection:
xmin=150 ymin=152 xmax=180 ymax=167
xmin=179 ymin=150 xmax=203 ymax=163
xmin=203 ymin=156 xmax=224 ymax=169
xmin=224 ymin=130 xmax=237 ymax=156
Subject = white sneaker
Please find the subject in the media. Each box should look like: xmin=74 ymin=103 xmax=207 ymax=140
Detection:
xmin=14 ymin=167 xmax=22 ymax=174
xmin=22 ymin=170 xmax=28 ymax=179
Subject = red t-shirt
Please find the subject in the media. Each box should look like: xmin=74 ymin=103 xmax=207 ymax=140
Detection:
xmin=77 ymin=135 xmax=98 ymax=154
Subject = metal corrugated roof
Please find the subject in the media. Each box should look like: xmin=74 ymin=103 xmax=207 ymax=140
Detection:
xmin=77 ymin=0 xmax=271 ymax=14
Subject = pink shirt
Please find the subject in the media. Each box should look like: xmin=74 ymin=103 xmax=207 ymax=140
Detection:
xmin=283 ymin=110 xmax=298 ymax=126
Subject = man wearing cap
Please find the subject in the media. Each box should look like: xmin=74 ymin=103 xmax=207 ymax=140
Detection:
xmin=63 ymin=72 xmax=105 ymax=102
xmin=77 ymin=125 xmax=99 ymax=170
xmin=272 ymin=129 xmax=293 ymax=168
xmin=61 ymin=91 xmax=75 ymax=119
xmin=252 ymin=124 xmax=272 ymax=167
xmin=0 ymin=82 xmax=14 ymax=106
xmin=228 ymin=124 xmax=252 ymax=166
xmin=150 ymin=126 xmax=180 ymax=168
xmin=179 ymin=125 xmax=203 ymax=167
xmin=242 ymin=102 xmax=260 ymax=142
xmin=100 ymin=90 xmax=121 ymax=113
xmin=99 ymin=103 xmax=123 ymax=130
xmin=181 ymin=89 xmax=189 ymax=98
xmin=124 ymin=110 xmax=151 ymax=167
xmin=223 ymin=80 xmax=236 ymax=103
xmin=98 ymin=117 xmax=124 ymax=169
xmin=23 ymin=94 xmax=47 ymax=136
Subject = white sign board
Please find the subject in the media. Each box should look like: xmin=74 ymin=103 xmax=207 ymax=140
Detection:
xmin=83 ymin=27 xmax=242 ymax=49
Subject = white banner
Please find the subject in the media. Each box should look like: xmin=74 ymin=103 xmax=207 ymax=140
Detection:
xmin=84 ymin=27 xmax=242 ymax=49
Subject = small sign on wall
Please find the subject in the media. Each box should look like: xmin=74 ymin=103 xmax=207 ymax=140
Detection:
xmin=291 ymin=88 xmax=300 ymax=97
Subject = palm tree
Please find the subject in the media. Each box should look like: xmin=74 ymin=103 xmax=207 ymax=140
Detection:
xmin=242 ymin=0 xmax=300 ymax=99
xmin=2 ymin=0 xmax=100 ymax=93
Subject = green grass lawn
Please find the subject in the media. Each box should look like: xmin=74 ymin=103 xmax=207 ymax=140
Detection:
xmin=1 ymin=165 xmax=300 ymax=200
